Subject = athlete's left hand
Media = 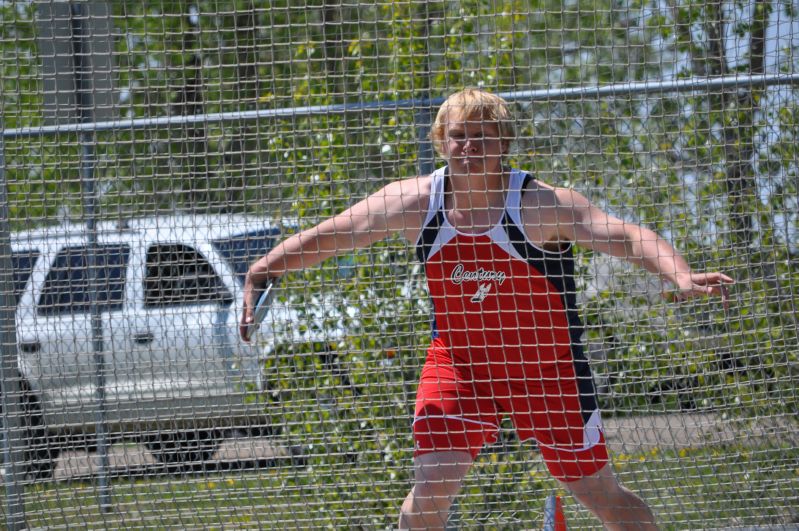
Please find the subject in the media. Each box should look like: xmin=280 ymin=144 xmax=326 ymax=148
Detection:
xmin=666 ymin=272 xmax=735 ymax=310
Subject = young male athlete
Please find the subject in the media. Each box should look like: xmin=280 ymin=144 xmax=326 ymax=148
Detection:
xmin=240 ymin=89 xmax=733 ymax=530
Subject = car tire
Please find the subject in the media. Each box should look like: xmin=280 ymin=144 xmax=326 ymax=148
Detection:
xmin=0 ymin=373 xmax=59 ymax=480
xmin=143 ymin=429 xmax=222 ymax=471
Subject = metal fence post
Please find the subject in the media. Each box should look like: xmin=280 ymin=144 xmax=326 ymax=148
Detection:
xmin=415 ymin=103 xmax=436 ymax=177
xmin=69 ymin=2 xmax=112 ymax=511
xmin=0 ymin=120 xmax=28 ymax=530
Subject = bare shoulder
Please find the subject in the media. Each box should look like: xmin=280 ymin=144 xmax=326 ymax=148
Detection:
xmin=375 ymin=174 xmax=432 ymax=212
xmin=394 ymin=174 xmax=432 ymax=201
xmin=369 ymin=175 xmax=433 ymax=242
xmin=519 ymin=179 xmax=591 ymax=245
xmin=520 ymin=178 xmax=556 ymax=207
xmin=522 ymin=180 xmax=592 ymax=211
xmin=552 ymin=185 xmax=592 ymax=208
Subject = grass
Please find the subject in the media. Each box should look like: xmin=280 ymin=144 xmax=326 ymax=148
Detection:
xmin=5 ymin=441 xmax=797 ymax=529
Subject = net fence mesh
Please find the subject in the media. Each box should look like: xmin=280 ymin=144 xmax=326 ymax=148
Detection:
xmin=1 ymin=1 xmax=798 ymax=529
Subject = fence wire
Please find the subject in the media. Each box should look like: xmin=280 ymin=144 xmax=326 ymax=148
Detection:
xmin=1 ymin=1 xmax=798 ymax=529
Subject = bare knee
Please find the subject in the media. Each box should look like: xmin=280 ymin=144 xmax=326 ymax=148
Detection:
xmin=563 ymin=465 xmax=658 ymax=531
xmin=400 ymin=480 xmax=460 ymax=528
xmin=399 ymin=451 xmax=472 ymax=531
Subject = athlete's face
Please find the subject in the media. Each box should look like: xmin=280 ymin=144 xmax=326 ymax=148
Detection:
xmin=443 ymin=114 xmax=506 ymax=175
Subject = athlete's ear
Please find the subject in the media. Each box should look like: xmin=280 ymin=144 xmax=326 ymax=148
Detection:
xmin=440 ymin=141 xmax=452 ymax=161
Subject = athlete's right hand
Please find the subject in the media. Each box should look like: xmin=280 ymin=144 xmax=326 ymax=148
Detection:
xmin=240 ymin=270 xmax=270 ymax=342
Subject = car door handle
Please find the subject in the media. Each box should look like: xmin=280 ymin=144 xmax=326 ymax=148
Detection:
xmin=19 ymin=341 xmax=41 ymax=353
xmin=133 ymin=332 xmax=155 ymax=345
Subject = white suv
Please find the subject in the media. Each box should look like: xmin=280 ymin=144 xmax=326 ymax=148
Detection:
xmin=7 ymin=214 xmax=290 ymax=475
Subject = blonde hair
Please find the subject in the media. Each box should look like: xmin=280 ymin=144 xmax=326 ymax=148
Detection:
xmin=430 ymin=88 xmax=516 ymax=157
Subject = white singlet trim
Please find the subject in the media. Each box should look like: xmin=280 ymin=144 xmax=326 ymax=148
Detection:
xmin=412 ymin=414 xmax=500 ymax=431
xmin=415 ymin=166 xmax=573 ymax=261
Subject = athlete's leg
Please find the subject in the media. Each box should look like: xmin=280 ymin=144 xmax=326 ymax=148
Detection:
xmin=404 ymin=341 xmax=496 ymax=529
xmin=510 ymin=357 xmax=654 ymax=529
xmin=562 ymin=462 xmax=657 ymax=530
xmin=399 ymin=450 xmax=473 ymax=531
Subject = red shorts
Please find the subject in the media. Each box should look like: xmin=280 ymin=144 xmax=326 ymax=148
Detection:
xmin=413 ymin=340 xmax=608 ymax=482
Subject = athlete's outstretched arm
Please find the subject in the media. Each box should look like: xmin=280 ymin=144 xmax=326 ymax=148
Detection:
xmin=553 ymin=188 xmax=734 ymax=304
xmin=240 ymin=176 xmax=429 ymax=333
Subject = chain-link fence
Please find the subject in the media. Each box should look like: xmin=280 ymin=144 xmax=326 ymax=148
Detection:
xmin=2 ymin=2 xmax=798 ymax=529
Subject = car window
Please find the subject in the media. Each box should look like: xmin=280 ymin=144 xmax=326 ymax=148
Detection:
xmin=144 ymin=244 xmax=233 ymax=307
xmin=212 ymin=229 xmax=279 ymax=286
xmin=11 ymin=249 xmax=40 ymax=305
xmin=38 ymin=244 xmax=130 ymax=316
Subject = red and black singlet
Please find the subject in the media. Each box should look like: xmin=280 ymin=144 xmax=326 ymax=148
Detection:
xmin=415 ymin=166 xmax=590 ymax=384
